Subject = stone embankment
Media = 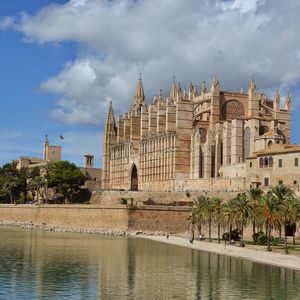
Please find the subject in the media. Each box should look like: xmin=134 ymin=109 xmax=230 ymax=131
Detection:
xmin=0 ymin=220 xmax=167 ymax=237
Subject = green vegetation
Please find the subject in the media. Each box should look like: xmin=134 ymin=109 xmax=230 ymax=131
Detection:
xmin=0 ymin=161 xmax=87 ymax=204
xmin=188 ymin=184 xmax=300 ymax=253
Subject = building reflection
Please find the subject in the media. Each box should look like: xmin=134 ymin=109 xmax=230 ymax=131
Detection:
xmin=1 ymin=228 xmax=300 ymax=299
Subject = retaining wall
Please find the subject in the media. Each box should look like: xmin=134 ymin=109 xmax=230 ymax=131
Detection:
xmin=0 ymin=204 xmax=189 ymax=233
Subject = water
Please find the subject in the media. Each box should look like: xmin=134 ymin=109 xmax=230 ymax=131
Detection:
xmin=0 ymin=228 xmax=300 ymax=300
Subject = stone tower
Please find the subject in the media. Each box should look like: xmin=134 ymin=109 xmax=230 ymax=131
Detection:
xmin=43 ymin=134 xmax=61 ymax=162
xmin=102 ymin=101 xmax=116 ymax=189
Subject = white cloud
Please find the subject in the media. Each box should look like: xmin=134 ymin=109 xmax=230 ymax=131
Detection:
xmin=219 ymin=0 xmax=266 ymax=14
xmin=0 ymin=16 xmax=14 ymax=29
xmin=4 ymin=0 xmax=300 ymax=125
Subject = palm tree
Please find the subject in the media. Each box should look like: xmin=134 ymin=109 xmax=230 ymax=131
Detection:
xmin=285 ymin=197 xmax=300 ymax=245
xmin=3 ymin=174 xmax=18 ymax=204
xmin=272 ymin=184 xmax=295 ymax=253
xmin=259 ymin=193 xmax=282 ymax=252
xmin=222 ymin=198 xmax=236 ymax=243
xmin=204 ymin=198 xmax=214 ymax=242
xmin=187 ymin=210 xmax=197 ymax=243
xmin=234 ymin=193 xmax=251 ymax=246
xmin=247 ymin=187 xmax=263 ymax=235
xmin=192 ymin=196 xmax=209 ymax=236
xmin=211 ymin=197 xmax=223 ymax=243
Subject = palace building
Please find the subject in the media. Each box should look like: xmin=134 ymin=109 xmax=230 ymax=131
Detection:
xmin=102 ymin=76 xmax=292 ymax=192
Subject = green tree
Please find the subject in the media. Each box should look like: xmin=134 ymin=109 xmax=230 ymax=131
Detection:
xmin=247 ymin=187 xmax=263 ymax=235
xmin=192 ymin=196 xmax=209 ymax=236
xmin=187 ymin=210 xmax=197 ymax=243
xmin=0 ymin=163 xmax=27 ymax=204
xmin=259 ymin=193 xmax=282 ymax=252
xmin=271 ymin=184 xmax=294 ymax=253
xmin=234 ymin=193 xmax=251 ymax=246
xmin=222 ymin=198 xmax=236 ymax=243
xmin=285 ymin=197 xmax=300 ymax=246
xmin=204 ymin=197 xmax=214 ymax=242
xmin=47 ymin=161 xmax=86 ymax=204
xmin=27 ymin=166 xmax=46 ymax=204
xmin=211 ymin=197 xmax=223 ymax=243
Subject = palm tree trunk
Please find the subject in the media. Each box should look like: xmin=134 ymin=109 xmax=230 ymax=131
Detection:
xmin=241 ymin=224 xmax=244 ymax=246
xmin=217 ymin=223 xmax=220 ymax=244
xmin=252 ymin=221 xmax=256 ymax=235
xmin=279 ymin=226 xmax=282 ymax=241
xmin=267 ymin=223 xmax=272 ymax=252
xmin=9 ymin=186 xmax=13 ymax=204
xmin=229 ymin=224 xmax=232 ymax=244
xmin=191 ymin=223 xmax=195 ymax=243
xmin=293 ymin=227 xmax=296 ymax=245
xmin=284 ymin=216 xmax=288 ymax=254
xmin=209 ymin=215 xmax=212 ymax=242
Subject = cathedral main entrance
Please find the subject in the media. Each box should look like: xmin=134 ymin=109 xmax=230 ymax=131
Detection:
xmin=130 ymin=164 xmax=138 ymax=191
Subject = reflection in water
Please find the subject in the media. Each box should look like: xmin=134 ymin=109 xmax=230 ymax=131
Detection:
xmin=0 ymin=227 xmax=300 ymax=299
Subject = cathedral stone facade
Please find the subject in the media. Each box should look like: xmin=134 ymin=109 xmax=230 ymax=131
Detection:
xmin=102 ymin=76 xmax=291 ymax=192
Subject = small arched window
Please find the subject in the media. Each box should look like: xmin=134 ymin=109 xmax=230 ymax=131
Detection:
xmin=269 ymin=157 xmax=273 ymax=167
xmin=259 ymin=158 xmax=263 ymax=168
xmin=268 ymin=141 xmax=273 ymax=147
xmin=264 ymin=157 xmax=269 ymax=167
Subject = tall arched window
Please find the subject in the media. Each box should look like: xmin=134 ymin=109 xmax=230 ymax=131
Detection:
xmin=269 ymin=157 xmax=273 ymax=167
xmin=243 ymin=127 xmax=250 ymax=160
xmin=259 ymin=158 xmax=263 ymax=168
xmin=264 ymin=157 xmax=268 ymax=167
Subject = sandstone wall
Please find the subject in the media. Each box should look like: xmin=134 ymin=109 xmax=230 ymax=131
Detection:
xmin=90 ymin=190 xmax=241 ymax=206
xmin=128 ymin=207 xmax=189 ymax=233
xmin=0 ymin=205 xmax=129 ymax=231
xmin=0 ymin=205 xmax=190 ymax=233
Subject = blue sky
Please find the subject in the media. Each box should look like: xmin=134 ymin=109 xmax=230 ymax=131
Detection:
xmin=0 ymin=0 xmax=300 ymax=168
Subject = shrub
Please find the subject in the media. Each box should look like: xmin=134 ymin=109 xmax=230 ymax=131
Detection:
xmin=253 ymin=232 xmax=271 ymax=245
xmin=257 ymin=233 xmax=268 ymax=245
xmin=272 ymin=237 xmax=280 ymax=246
xmin=222 ymin=229 xmax=241 ymax=241
xmin=252 ymin=231 xmax=264 ymax=244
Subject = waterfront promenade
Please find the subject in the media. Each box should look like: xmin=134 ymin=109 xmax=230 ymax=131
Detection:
xmin=142 ymin=235 xmax=300 ymax=272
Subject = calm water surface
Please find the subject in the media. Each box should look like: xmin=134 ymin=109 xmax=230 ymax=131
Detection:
xmin=0 ymin=227 xmax=300 ymax=299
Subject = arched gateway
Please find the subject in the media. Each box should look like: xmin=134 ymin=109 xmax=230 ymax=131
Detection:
xmin=130 ymin=164 xmax=138 ymax=191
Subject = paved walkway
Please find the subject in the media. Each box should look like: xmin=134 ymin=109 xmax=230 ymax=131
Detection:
xmin=141 ymin=235 xmax=300 ymax=271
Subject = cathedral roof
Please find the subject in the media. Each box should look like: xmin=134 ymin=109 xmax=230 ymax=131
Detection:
xmin=251 ymin=144 xmax=300 ymax=157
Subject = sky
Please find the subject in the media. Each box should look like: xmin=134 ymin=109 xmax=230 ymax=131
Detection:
xmin=1 ymin=0 xmax=300 ymax=168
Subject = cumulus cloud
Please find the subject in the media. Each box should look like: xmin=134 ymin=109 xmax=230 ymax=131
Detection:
xmin=0 ymin=16 xmax=14 ymax=29
xmin=5 ymin=0 xmax=300 ymax=125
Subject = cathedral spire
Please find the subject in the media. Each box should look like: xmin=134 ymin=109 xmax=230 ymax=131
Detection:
xmin=248 ymin=79 xmax=257 ymax=98
xmin=188 ymin=82 xmax=194 ymax=100
xmin=106 ymin=100 xmax=115 ymax=125
xmin=136 ymin=73 xmax=145 ymax=99
xmin=273 ymin=89 xmax=280 ymax=111
xmin=201 ymin=81 xmax=207 ymax=94
xmin=285 ymin=93 xmax=291 ymax=111
xmin=177 ymin=81 xmax=182 ymax=102
xmin=170 ymin=76 xmax=177 ymax=100
xmin=210 ymin=76 xmax=220 ymax=94
xmin=133 ymin=73 xmax=145 ymax=108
